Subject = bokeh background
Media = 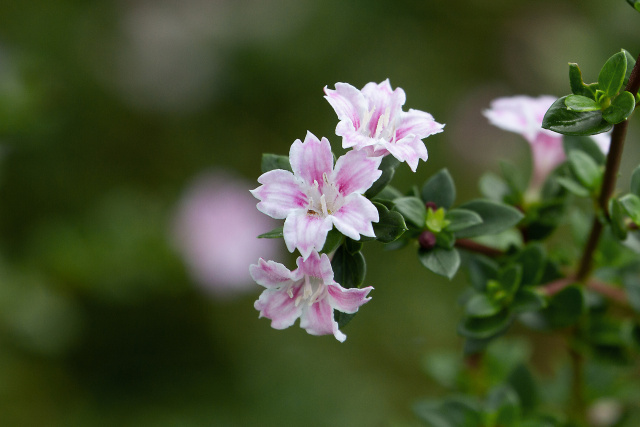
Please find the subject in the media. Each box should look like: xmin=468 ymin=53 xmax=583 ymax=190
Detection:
xmin=0 ymin=0 xmax=638 ymax=425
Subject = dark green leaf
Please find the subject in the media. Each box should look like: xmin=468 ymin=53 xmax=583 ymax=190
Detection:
xmin=454 ymin=200 xmax=524 ymax=238
xmin=510 ymin=243 xmax=545 ymax=286
xmin=421 ymin=168 xmax=456 ymax=209
xmin=345 ymin=238 xmax=363 ymax=255
xmin=331 ymin=245 xmax=366 ymax=289
xmin=507 ymin=364 xmax=538 ymax=413
xmin=565 ymin=95 xmax=599 ymax=112
xmin=487 ymin=386 xmax=521 ymax=426
xmin=364 ymin=155 xmax=400 ymax=198
xmin=623 ymin=49 xmax=637 ymax=86
xmin=479 ymin=172 xmax=510 ymax=202
xmin=542 ymin=96 xmax=613 ymax=136
xmin=393 ymin=196 xmax=426 ymax=228
xmin=555 ymin=177 xmax=590 ymax=197
xmin=569 ymin=63 xmax=597 ymax=97
xmin=465 ymin=254 xmax=499 ymax=292
xmin=321 ymin=228 xmax=343 ymax=254
xmin=446 ymin=208 xmax=483 ymax=232
xmin=609 ymin=198 xmax=628 ymax=240
xmin=334 ymin=310 xmax=356 ymax=329
xmin=418 ymin=247 xmax=460 ymax=279
xmin=511 ymin=288 xmax=547 ymax=313
xmin=465 ymin=293 xmax=502 ymax=317
xmin=620 ymin=193 xmax=640 ymax=225
xmin=436 ymin=230 xmax=455 ymax=249
xmin=520 ymin=285 xmax=585 ymax=330
xmin=257 ymin=226 xmax=283 ymax=239
xmin=631 ymin=165 xmax=640 ymax=196
xmin=598 ymin=51 xmax=627 ymax=98
xmin=500 ymin=160 xmax=528 ymax=196
xmin=261 ymin=153 xmax=292 ymax=173
xmin=568 ymin=149 xmax=601 ymax=190
xmin=371 ymin=202 xmax=407 ymax=243
xmin=602 ymin=91 xmax=636 ymax=124
xmin=458 ymin=309 xmax=513 ymax=339
xmin=498 ymin=264 xmax=522 ymax=299
xmin=563 ymin=135 xmax=606 ymax=165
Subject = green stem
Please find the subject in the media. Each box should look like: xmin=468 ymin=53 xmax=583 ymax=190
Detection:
xmin=576 ymin=53 xmax=640 ymax=281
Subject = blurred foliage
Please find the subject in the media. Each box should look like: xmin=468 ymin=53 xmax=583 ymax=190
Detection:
xmin=0 ymin=0 xmax=637 ymax=426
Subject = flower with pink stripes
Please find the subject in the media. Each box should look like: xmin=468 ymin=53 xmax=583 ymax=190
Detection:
xmin=251 ymin=132 xmax=382 ymax=260
xmin=251 ymin=251 xmax=372 ymax=342
xmin=324 ymin=79 xmax=444 ymax=172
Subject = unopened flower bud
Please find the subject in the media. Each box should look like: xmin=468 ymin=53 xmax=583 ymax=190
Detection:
xmin=418 ymin=230 xmax=437 ymax=250
xmin=424 ymin=201 xmax=438 ymax=211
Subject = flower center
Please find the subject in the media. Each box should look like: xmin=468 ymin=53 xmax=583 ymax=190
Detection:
xmin=305 ymin=173 xmax=342 ymax=217
xmin=361 ymin=106 xmax=397 ymax=142
xmin=288 ymin=275 xmax=326 ymax=306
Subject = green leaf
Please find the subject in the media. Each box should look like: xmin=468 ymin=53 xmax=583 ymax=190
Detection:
xmin=446 ymin=208 xmax=483 ymax=232
xmin=565 ymin=95 xmax=600 ymax=112
xmin=520 ymin=285 xmax=585 ymax=330
xmin=371 ymin=202 xmax=407 ymax=243
xmin=364 ymin=155 xmax=400 ymax=198
xmin=511 ymin=288 xmax=547 ymax=313
xmin=623 ymin=49 xmax=637 ymax=86
xmin=498 ymin=264 xmax=522 ymax=299
xmin=260 ymin=153 xmax=292 ymax=173
xmin=257 ymin=226 xmax=283 ymax=239
xmin=569 ymin=63 xmax=597 ymax=97
xmin=331 ymin=245 xmax=366 ymax=289
xmin=542 ymin=96 xmax=613 ymax=136
xmin=602 ymin=90 xmax=636 ymax=124
xmin=609 ymin=198 xmax=628 ymax=240
xmin=458 ymin=309 xmax=513 ymax=339
xmin=421 ymin=168 xmax=456 ymax=209
xmin=510 ymin=244 xmax=545 ymax=286
xmin=418 ymin=247 xmax=460 ymax=279
xmin=465 ymin=293 xmax=502 ymax=317
xmin=555 ymin=176 xmax=590 ymax=197
xmin=568 ymin=150 xmax=601 ymax=190
xmin=465 ymin=254 xmax=499 ymax=293
xmin=487 ymin=386 xmax=521 ymax=426
xmin=598 ymin=51 xmax=627 ymax=98
xmin=345 ymin=238 xmax=363 ymax=255
xmin=507 ymin=364 xmax=538 ymax=413
xmin=620 ymin=193 xmax=640 ymax=225
xmin=563 ymin=135 xmax=606 ymax=165
xmin=631 ymin=165 xmax=640 ymax=196
xmin=393 ymin=196 xmax=426 ymax=228
xmin=333 ymin=310 xmax=356 ymax=329
xmin=454 ymin=200 xmax=524 ymax=238
xmin=500 ymin=160 xmax=528 ymax=196
xmin=479 ymin=172 xmax=510 ymax=202
xmin=321 ymin=228 xmax=343 ymax=254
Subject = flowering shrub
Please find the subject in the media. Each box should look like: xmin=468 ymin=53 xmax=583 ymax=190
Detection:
xmin=250 ymin=3 xmax=640 ymax=424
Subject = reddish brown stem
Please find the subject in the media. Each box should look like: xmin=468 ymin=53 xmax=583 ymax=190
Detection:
xmin=455 ymin=239 xmax=504 ymax=258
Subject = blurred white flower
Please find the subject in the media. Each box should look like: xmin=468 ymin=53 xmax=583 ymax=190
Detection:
xmin=172 ymin=171 xmax=282 ymax=299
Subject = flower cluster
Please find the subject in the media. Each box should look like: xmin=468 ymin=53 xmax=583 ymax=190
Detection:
xmin=250 ymin=80 xmax=444 ymax=341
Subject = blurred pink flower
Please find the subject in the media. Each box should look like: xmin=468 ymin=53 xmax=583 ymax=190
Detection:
xmin=324 ymin=79 xmax=444 ymax=172
xmin=483 ymin=95 xmax=610 ymax=189
xmin=251 ymin=251 xmax=372 ymax=342
xmin=172 ymin=171 xmax=281 ymax=299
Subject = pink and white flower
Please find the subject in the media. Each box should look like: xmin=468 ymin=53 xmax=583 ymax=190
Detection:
xmin=250 ymin=251 xmax=372 ymax=342
xmin=251 ymin=132 xmax=382 ymax=260
xmin=484 ymin=95 xmax=610 ymax=189
xmin=324 ymin=79 xmax=444 ymax=172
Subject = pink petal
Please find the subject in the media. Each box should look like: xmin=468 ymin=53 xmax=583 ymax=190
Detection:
xmin=289 ymin=132 xmax=333 ymax=187
xmin=255 ymin=285 xmax=303 ymax=330
xmin=395 ymin=108 xmax=445 ymax=141
xmin=384 ymin=136 xmax=429 ymax=172
xmin=332 ymin=150 xmax=382 ymax=195
xmin=283 ymin=210 xmax=333 ymax=259
xmin=361 ymin=80 xmax=406 ymax=136
xmin=324 ymin=83 xmax=368 ymax=131
xmin=483 ymin=95 xmax=556 ymax=143
xmin=250 ymin=258 xmax=295 ymax=289
xmin=299 ymin=298 xmax=346 ymax=342
xmin=295 ymin=251 xmax=334 ymax=285
xmin=331 ymin=194 xmax=378 ymax=240
xmin=251 ymin=169 xmax=307 ymax=219
xmin=327 ymin=284 xmax=373 ymax=314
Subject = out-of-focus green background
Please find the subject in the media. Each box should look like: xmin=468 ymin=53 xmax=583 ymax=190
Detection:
xmin=0 ymin=1 xmax=637 ymax=426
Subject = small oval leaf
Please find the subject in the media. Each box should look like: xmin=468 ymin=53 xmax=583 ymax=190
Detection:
xmin=542 ymin=96 xmax=613 ymax=136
